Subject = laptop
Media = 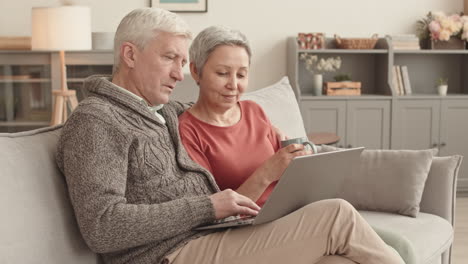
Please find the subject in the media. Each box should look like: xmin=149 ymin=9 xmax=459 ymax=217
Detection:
xmin=195 ymin=147 xmax=364 ymax=230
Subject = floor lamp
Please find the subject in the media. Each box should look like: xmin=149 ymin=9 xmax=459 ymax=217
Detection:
xmin=31 ymin=6 xmax=91 ymax=126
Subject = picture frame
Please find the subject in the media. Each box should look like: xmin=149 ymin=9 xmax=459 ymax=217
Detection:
xmin=151 ymin=0 xmax=207 ymax=13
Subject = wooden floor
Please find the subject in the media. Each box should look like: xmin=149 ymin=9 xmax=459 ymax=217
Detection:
xmin=453 ymin=197 xmax=468 ymax=264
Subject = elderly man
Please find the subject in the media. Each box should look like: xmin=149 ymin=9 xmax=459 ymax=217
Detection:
xmin=56 ymin=7 xmax=404 ymax=264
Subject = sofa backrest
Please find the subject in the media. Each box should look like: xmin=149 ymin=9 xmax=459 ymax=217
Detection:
xmin=0 ymin=126 xmax=99 ymax=264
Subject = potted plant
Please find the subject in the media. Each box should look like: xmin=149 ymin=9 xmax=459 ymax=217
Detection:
xmin=417 ymin=11 xmax=468 ymax=49
xmin=437 ymin=77 xmax=448 ymax=95
xmin=299 ymin=53 xmax=341 ymax=96
xmin=333 ymin=73 xmax=352 ymax=82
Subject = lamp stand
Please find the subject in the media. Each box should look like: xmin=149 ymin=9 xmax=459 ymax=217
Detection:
xmin=50 ymin=50 xmax=79 ymax=126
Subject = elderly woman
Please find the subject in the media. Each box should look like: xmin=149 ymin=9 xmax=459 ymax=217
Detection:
xmin=174 ymin=26 xmax=405 ymax=264
xmin=179 ymin=26 xmax=306 ymax=207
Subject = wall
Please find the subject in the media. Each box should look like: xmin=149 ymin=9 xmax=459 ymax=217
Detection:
xmin=0 ymin=0 xmax=463 ymax=90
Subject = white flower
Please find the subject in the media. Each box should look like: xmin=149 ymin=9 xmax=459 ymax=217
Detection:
xmin=462 ymin=31 xmax=468 ymax=40
xmin=299 ymin=53 xmax=341 ymax=74
xmin=432 ymin=11 xmax=446 ymax=21
xmin=439 ymin=30 xmax=451 ymax=41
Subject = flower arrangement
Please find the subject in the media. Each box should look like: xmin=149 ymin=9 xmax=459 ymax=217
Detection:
xmin=417 ymin=11 xmax=468 ymax=41
xmin=299 ymin=53 xmax=341 ymax=74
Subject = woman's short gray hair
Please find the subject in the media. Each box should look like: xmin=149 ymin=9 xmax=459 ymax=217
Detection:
xmin=113 ymin=7 xmax=192 ymax=74
xmin=189 ymin=25 xmax=251 ymax=75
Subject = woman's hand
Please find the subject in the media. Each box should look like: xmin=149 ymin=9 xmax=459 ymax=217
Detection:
xmin=209 ymin=189 xmax=261 ymax=219
xmin=254 ymin=143 xmax=311 ymax=185
xmin=232 ymin=144 xmax=312 ymax=205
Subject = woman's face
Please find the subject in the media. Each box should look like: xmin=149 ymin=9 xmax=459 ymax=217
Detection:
xmin=191 ymin=45 xmax=250 ymax=111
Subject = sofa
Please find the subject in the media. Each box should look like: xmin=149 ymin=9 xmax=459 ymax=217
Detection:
xmin=0 ymin=77 xmax=462 ymax=264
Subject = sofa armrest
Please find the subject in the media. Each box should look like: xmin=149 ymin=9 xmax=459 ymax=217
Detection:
xmin=419 ymin=156 xmax=463 ymax=225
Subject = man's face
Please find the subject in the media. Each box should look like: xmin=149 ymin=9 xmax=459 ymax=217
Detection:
xmin=133 ymin=31 xmax=189 ymax=105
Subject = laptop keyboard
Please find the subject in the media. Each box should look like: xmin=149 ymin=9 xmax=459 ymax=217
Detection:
xmin=212 ymin=215 xmax=254 ymax=224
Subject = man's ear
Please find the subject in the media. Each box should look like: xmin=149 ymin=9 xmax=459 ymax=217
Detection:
xmin=121 ymin=42 xmax=137 ymax=69
xmin=190 ymin=62 xmax=200 ymax=85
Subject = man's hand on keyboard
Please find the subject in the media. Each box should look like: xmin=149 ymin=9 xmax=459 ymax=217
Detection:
xmin=209 ymin=189 xmax=260 ymax=219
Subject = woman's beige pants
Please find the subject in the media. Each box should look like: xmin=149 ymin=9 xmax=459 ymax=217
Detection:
xmin=165 ymin=199 xmax=404 ymax=264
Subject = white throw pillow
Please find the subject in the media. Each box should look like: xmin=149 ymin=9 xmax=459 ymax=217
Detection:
xmin=241 ymin=77 xmax=307 ymax=139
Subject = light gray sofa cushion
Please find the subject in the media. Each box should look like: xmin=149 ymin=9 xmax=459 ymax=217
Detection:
xmin=241 ymin=76 xmax=307 ymax=139
xmin=342 ymin=149 xmax=434 ymax=217
xmin=319 ymin=145 xmax=434 ymax=217
xmin=0 ymin=126 xmax=99 ymax=264
xmin=360 ymin=211 xmax=453 ymax=264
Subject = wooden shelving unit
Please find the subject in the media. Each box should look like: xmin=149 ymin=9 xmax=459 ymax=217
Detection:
xmin=287 ymin=37 xmax=468 ymax=193
xmin=0 ymin=50 xmax=113 ymax=133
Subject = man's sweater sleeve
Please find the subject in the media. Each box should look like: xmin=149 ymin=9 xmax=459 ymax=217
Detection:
xmin=56 ymin=113 xmax=215 ymax=253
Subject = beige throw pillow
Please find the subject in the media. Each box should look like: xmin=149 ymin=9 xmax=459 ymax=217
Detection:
xmin=319 ymin=146 xmax=434 ymax=217
xmin=241 ymin=77 xmax=307 ymax=139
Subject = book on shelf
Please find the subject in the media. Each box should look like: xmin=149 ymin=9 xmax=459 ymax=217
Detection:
xmin=398 ymin=66 xmax=405 ymax=95
xmin=393 ymin=46 xmax=421 ymax=50
xmin=392 ymin=43 xmax=420 ymax=50
xmin=394 ymin=65 xmax=404 ymax=95
xmin=391 ymin=65 xmax=396 ymax=95
xmin=387 ymin=34 xmax=419 ymax=40
xmin=401 ymin=66 xmax=412 ymax=95
xmin=386 ymin=34 xmax=420 ymax=50
xmin=391 ymin=65 xmax=400 ymax=95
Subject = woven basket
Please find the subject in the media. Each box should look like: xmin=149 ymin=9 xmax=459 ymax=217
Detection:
xmin=335 ymin=34 xmax=378 ymax=49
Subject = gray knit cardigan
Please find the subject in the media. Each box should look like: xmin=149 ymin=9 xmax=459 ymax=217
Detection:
xmin=56 ymin=76 xmax=220 ymax=264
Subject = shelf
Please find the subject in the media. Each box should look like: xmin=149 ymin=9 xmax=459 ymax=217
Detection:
xmin=394 ymin=50 xmax=468 ymax=55
xmin=0 ymin=121 xmax=49 ymax=126
xmin=0 ymin=50 xmax=49 ymax=54
xmin=395 ymin=94 xmax=468 ymax=99
xmin=67 ymin=78 xmax=86 ymax=83
xmin=300 ymin=94 xmax=468 ymax=100
xmin=0 ymin=78 xmax=51 ymax=83
xmin=0 ymin=49 xmax=113 ymax=54
xmin=298 ymin=49 xmax=388 ymax=54
xmin=68 ymin=49 xmax=113 ymax=53
xmin=301 ymin=94 xmax=392 ymax=100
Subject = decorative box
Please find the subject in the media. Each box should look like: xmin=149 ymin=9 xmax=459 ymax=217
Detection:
xmin=324 ymin=82 xmax=361 ymax=96
xmin=430 ymin=37 xmax=465 ymax=50
xmin=297 ymin=32 xmax=325 ymax=50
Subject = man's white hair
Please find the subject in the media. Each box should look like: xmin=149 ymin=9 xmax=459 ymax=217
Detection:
xmin=112 ymin=7 xmax=192 ymax=74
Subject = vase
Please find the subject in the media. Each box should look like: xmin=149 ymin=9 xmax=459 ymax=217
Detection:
xmin=311 ymin=74 xmax=323 ymax=96
xmin=429 ymin=37 xmax=465 ymax=50
xmin=437 ymin=85 xmax=448 ymax=96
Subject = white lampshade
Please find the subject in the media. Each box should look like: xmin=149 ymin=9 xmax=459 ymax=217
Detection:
xmin=31 ymin=6 xmax=91 ymax=50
